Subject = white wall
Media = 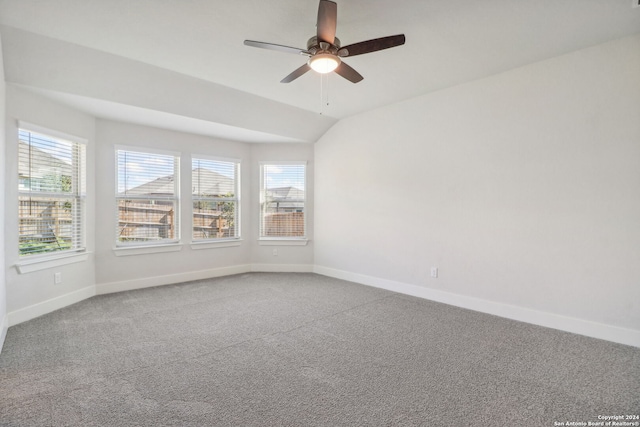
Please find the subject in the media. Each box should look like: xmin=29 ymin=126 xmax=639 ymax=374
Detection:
xmin=0 ymin=33 xmax=8 ymax=352
xmin=4 ymin=85 xmax=96 ymax=319
xmin=250 ymin=143 xmax=314 ymax=270
xmin=314 ymin=35 xmax=640 ymax=343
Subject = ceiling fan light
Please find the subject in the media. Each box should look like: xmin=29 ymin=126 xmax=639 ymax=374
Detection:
xmin=308 ymin=54 xmax=340 ymax=74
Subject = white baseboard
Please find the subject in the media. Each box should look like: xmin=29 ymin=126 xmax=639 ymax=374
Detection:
xmin=7 ymin=286 xmax=96 ymax=327
xmin=97 ymin=264 xmax=314 ymax=295
xmin=0 ymin=314 xmax=8 ymax=354
xmin=96 ymin=264 xmax=252 ymax=295
xmin=251 ymin=264 xmax=314 ymax=273
xmin=314 ymin=265 xmax=640 ymax=348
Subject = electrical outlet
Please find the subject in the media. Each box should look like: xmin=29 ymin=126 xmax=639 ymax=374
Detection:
xmin=272 ymin=248 xmax=278 ymax=256
xmin=54 ymin=272 xmax=62 ymax=284
xmin=430 ymin=267 xmax=438 ymax=278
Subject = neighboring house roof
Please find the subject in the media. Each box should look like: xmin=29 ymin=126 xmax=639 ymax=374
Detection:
xmin=266 ymin=186 xmax=304 ymax=201
xmin=123 ymin=168 xmax=234 ymax=196
xmin=122 ymin=172 xmax=304 ymax=204
xmin=123 ymin=175 xmax=176 ymax=196
xmin=192 ymin=168 xmax=235 ymax=196
xmin=18 ymin=141 xmax=72 ymax=179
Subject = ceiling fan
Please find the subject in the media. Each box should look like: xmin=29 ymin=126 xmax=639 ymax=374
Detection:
xmin=244 ymin=0 xmax=405 ymax=84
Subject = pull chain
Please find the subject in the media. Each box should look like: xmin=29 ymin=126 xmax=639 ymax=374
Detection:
xmin=319 ymin=74 xmax=330 ymax=115
xmin=319 ymin=73 xmax=324 ymax=115
xmin=325 ymin=74 xmax=330 ymax=109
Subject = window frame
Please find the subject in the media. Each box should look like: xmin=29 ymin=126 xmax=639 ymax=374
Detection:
xmin=17 ymin=122 xmax=87 ymax=261
xmin=259 ymin=161 xmax=307 ymax=243
xmin=114 ymin=145 xmax=181 ymax=249
xmin=191 ymin=154 xmax=241 ymax=244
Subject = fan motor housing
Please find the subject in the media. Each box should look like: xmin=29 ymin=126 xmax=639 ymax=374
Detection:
xmin=307 ymin=36 xmax=340 ymax=55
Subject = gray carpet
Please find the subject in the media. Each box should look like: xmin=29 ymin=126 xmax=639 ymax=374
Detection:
xmin=0 ymin=273 xmax=638 ymax=426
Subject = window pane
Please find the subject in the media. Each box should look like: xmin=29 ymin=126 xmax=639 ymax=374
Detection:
xmin=19 ymin=197 xmax=80 ymax=255
xmin=260 ymin=164 xmax=305 ymax=237
xmin=192 ymin=158 xmax=236 ymax=197
xmin=19 ymin=130 xmax=74 ymax=194
xmin=192 ymin=158 xmax=239 ymax=240
xmin=117 ymin=150 xmax=176 ymax=196
xmin=117 ymin=199 xmax=177 ymax=242
xmin=261 ymin=207 xmax=305 ymax=237
xmin=193 ymin=201 xmax=237 ymax=239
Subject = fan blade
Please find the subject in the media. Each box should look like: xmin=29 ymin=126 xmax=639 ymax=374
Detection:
xmin=334 ymin=62 xmax=363 ymax=83
xmin=338 ymin=34 xmax=405 ymax=57
xmin=281 ymin=64 xmax=311 ymax=83
xmin=317 ymin=0 xmax=337 ymax=44
xmin=244 ymin=40 xmax=307 ymax=56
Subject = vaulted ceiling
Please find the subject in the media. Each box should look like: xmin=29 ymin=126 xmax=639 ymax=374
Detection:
xmin=1 ymin=0 xmax=639 ymax=142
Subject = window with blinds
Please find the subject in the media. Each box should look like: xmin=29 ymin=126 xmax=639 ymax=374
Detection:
xmin=192 ymin=157 xmax=240 ymax=241
xmin=116 ymin=148 xmax=180 ymax=245
xmin=260 ymin=163 xmax=306 ymax=238
xmin=18 ymin=127 xmax=86 ymax=257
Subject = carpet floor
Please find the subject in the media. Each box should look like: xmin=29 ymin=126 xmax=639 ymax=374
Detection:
xmin=0 ymin=272 xmax=638 ymax=426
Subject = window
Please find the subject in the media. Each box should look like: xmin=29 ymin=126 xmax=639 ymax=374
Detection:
xmin=260 ymin=162 xmax=306 ymax=239
xmin=192 ymin=157 xmax=240 ymax=241
xmin=116 ymin=148 xmax=180 ymax=246
xmin=18 ymin=126 xmax=86 ymax=257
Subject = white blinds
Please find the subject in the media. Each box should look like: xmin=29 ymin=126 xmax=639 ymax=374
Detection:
xmin=18 ymin=128 xmax=86 ymax=256
xmin=192 ymin=157 xmax=239 ymax=240
xmin=116 ymin=149 xmax=179 ymax=244
xmin=260 ymin=163 xmax=306 ymax=237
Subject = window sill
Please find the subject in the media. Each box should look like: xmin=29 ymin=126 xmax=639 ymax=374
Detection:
xmin=258 ymin=238 xmax=308 ymax=246
xmin=190 ymin=239 xmax=243 ymax=250
xmin=16 ymin=251 xmax=91 ymax=274
xmin=113 ymin=243 xmax=183 ymax=257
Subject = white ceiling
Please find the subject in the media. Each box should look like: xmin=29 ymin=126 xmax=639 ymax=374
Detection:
xmin=1 ymin=0 xmax=639 ymax=142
